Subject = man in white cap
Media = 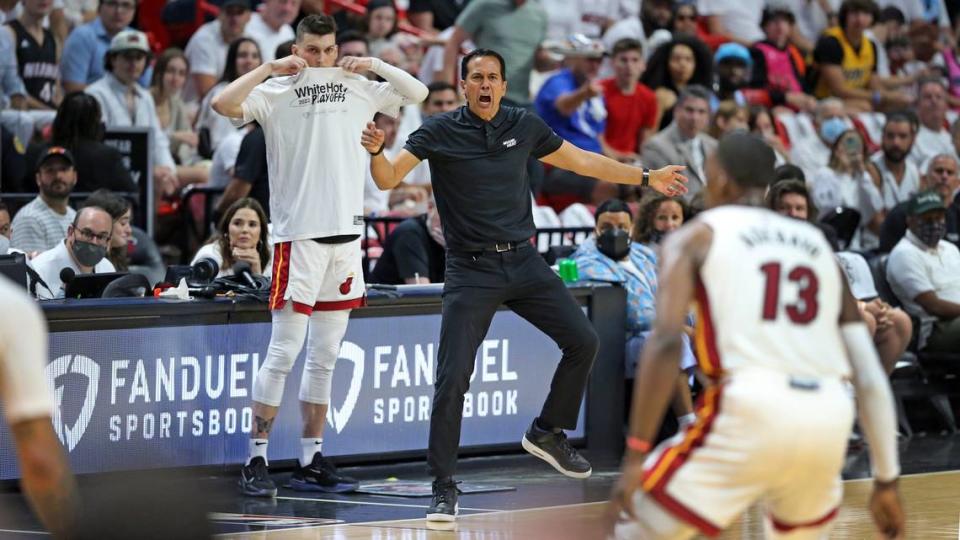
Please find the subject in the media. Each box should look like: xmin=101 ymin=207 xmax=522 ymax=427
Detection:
xmin=85 ymin=29 xmax=179 ymax=197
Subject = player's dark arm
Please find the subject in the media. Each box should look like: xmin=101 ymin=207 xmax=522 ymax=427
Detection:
xmin=212 ymin=56 xmax=308 ymax=119
xmin=216 ymin=178 xmax=253 ymax=218
xmin=913 ymin=291 xmax=960 ymax=319
xmin=539 ymin=141 xmax=688 ymax=197
xmin=625 ymin=222 xmax=713 ymax=450
xmin=11 ymin=417 xmax=79 ymax=539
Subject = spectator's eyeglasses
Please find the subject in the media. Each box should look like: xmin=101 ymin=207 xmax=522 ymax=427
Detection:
xmin=75 ymin=228 xmax=111 ymax=244
xmin=102 ymin=0 xmax=136 ymax=11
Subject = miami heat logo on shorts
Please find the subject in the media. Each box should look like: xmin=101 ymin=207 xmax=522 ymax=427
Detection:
xmin=339 ymin=275 xmax=354 ymax=295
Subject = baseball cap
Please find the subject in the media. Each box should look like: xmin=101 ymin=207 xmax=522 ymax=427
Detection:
xmin=36 ymin=146 xmax=75 ymax=169
xmin=221 ymin=0 xmax=252 ymax=10
xmin=547 ymin=34 xmax=606 ymax=59
xmin=714 ymin=43 xmax=752 ymax=67
xmin=910 ymin=190 xmax=946 ymax=215
xmin=109 ymin=29 xmax=150 ymax=55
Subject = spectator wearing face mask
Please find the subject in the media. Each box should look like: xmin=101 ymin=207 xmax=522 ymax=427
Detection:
xmin=791 ymin=97 xmax=850 ymax=181
xmin=887 ymin=190 xmax=960 ymax=353
xmin=28 ymin=205 xmax=115 ymax=299
xmin=571 ymin=198 xmax=696 ymax=427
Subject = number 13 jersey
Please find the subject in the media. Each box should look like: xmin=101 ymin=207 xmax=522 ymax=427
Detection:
xmin=692 ymin=206 xmax=850 ymax=380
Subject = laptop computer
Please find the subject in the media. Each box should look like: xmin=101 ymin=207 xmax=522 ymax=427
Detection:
xmin=0 ymin=253 xmax=29 ymax=290
xmin=63 ymin=272 xmax=127 ymax=299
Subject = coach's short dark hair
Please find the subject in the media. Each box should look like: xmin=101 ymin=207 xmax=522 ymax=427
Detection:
xmin=611 ymin=38 xmax=643 ymax=57
xmin=296 ymin=14 xmax=337 ymax=43
xmin=676 ymin=84 xmax=711 ymax=108
xmin=461 ymin=49 xmax=507 ymax=81
xmin=839 ymin=0 xmax=878 ymax=28
xmin=595 ymin=198 xmax=632 ymax=219
xmin=716 ymin=132 xmax=776 ymax=190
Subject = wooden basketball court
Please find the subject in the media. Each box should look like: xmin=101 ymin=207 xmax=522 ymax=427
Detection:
xmin=215 ymin=470 xmax=960 ymax=539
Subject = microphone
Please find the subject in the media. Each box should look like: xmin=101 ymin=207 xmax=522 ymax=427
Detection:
xmin=191 ymin=257 xmax=219 ymax=283
xmin=60 ymin=267 xmax=76 ymax=285
xmin=232 ymin=261 xmax=259 ymax=289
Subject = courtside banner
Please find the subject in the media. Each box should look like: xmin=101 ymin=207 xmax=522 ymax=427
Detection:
xmin=0 ymin=312 xmax=583 ymax=478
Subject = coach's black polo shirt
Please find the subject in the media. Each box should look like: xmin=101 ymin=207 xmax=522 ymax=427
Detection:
xmin=404 ymin=105 xmax=563 ymax=251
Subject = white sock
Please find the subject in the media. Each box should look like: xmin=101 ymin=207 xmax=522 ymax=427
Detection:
xmin=301 ymin=438 xmax=323 ymax=467
xmin=678 ymin=413 xmax=697 ymax=428
xmin=248 ymin=438 xmax=269 ymax=466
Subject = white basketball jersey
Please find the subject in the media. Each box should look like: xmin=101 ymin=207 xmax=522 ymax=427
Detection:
xmin=238 ymin=68 xmax=408 ymax=243
xmin=693 ymin=206 xmax=850 ymax=380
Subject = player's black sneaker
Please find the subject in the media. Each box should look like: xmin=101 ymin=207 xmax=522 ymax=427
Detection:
xmin=426 ymin=477 xmax=460 ymax=522
xmin=239 ymin=456 xmax=277 ymax=497
xmin=289 ymin=453 xmax=359 ymax=493
xmin=522 ymin=420 xmax=592 ymax=479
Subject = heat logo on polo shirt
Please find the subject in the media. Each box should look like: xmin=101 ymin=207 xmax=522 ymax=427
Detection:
xmin=291 ymin=82 xmax=348 ymax=107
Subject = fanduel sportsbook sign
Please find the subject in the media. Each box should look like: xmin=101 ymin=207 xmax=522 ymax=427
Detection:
xmin=0 ymin=312 xmax=583 ymax=478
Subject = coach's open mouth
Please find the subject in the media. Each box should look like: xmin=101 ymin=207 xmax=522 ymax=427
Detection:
xmin=479 ymin=95 xmax=492 ymax=105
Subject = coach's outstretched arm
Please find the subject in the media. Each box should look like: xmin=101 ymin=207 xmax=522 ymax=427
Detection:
xmin=339 ymin=56 xmax=429 ymax=105
xmin=837 ymin=277 xmax=905 ymax=539
xmin=212 ymin=56 xmax=308 ymax=119
xmin=540 ymin=141 xmax=689 ymax=197
xmin=361 ymin=126 xmax=423 ymax=190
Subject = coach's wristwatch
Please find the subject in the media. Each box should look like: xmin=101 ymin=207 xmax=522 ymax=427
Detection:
xmin=641 ymin=168 xmax=650 ymax=188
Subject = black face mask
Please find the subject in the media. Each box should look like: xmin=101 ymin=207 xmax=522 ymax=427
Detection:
xmin=597 ymin=228 xmax=630 ymax=260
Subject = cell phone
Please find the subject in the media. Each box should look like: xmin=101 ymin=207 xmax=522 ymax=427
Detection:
xmin=842 ymin=136 xmax=861 ymax=154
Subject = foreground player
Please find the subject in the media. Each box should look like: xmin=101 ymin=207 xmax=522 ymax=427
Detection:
xmin=0 ymin=276 xmax=80 ymax=538
xmin=362 ymin=48 xmax=687 ymax=522
xmin=212 ymin=14 xmax=427 ymax=496
xmin=610 ymin=133 xmax=905 ymax=539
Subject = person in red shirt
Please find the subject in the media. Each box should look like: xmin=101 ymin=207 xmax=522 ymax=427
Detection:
xmin=600 ymin=38 xmax=659 ymax=163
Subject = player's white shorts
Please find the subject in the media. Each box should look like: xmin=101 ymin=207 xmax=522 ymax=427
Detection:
xmin=616 ymin=368 xmax=855 ymax=539
xmin=268 ymin=238 xmax=366 ymax=315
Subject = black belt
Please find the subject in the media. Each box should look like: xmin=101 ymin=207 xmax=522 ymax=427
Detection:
xmin=451 ymin=241 xmax=531 ymax=256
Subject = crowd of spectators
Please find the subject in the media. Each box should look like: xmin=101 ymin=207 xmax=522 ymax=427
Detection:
xmin=1 ymin=0 xmax=960 ymax=361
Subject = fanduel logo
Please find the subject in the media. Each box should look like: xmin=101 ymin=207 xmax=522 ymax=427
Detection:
xmin=45 ymin=355 xmax=100 ymax=452
xmin=327 ymin=341 xmax=364 ymax=434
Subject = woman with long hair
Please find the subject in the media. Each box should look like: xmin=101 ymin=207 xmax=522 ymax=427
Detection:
xmin=195 ymin=37 xmax=263 ymax=158
xmin=151 ymin=48 xmax=198 ymax=164
xmin=640 ymin=35 xmax=713 ymax=129
xmin=632 ymin=193 xmax=690 ymax=248
xmin=21 ymin=92 xmax=134 ymax=193
xmin=82 ymin=189 xmax=133 ymax=271
xmin=192 ymin=197 xmax=272 ymax=277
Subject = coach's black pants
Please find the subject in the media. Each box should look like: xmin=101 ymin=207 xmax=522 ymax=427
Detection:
xmin=427 ymin=244 xmax=599 ymax=479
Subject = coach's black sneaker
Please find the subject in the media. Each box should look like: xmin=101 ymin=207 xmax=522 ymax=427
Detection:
xmin=522 ymin=420 xmax=592 ymax=479
xmin=239 ymin=456 xmax=277 ymax=497
xmin=289 ymin=453 xmax=359 ymax=493
xmin=426 ymin=477 xmax=460 ymax=522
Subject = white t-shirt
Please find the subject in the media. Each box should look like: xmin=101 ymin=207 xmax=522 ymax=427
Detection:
xmin=541 ymin=0 xmax=637 ymax=39
xmin=887 ymin=231 xmax=960 ymax=345
xmin=209 ymin=128 xmax=246 ymax=188
xmin=697 ymin=0 xmax=765 ymax=43
xmin=909 ymin=125 xmax=958 ymax=169
xmin=0 ymin=275 xmax=54 ymax=424
xmin=29 ymin=240 xmax=116 ymax=299
xmin=786 ymin=0 xmax=839 ymax=44
xmin=184 ymin=20 xmax=233 ymax=103
xmin=790 ymin=132 xmax=831 ymax=181
xmin=870 ymin=152 xmax=920 ymax=210
xmin=836 ymin=251 xmax=878 ymax=300
xmin=191 ymin=241 xmax=273 ymax=277
xmin=237 ymin=67 xmax=410 ymax=242
xmin=197 ymin=81 xmax=240 ymax=156
xmin=244 ymin=13 xmax=294 ymax=64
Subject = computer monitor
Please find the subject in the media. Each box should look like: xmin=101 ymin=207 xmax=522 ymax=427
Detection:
xmin=63 ymin=272 xmax=127 ymax=299
xmin=0 ymin=253 xmax=28 ymax=290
